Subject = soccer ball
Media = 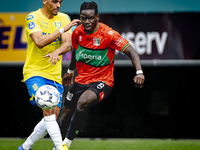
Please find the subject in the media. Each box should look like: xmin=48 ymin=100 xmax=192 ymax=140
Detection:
xmin=35 ymin=85 xmax=61 ymax=110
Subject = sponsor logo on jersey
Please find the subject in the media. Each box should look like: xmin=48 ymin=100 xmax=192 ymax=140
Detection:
xmin=79 ymin=36 xmax=82 ymax=41
xmin=41 ymin=21 xmax=48 ymax=25
xmin=108 ymin=30 xmax=114 ymax=35
xmin=66 ymin=91 xmax=73 ymax=101
xmin=76 ymin=44 xmax=111 ymax=67
xmin=32 ymin=83 xmax=38 ymax=91
xmin=27 ymin=15 xmax=34 ymax=21
xmin=116 ymin=37 xmax=125 ymax=46
xmin=93 ymin=37 xmax=101 ymax=46
xmin=40 ymin=21 xmax=49 ymax=28
xmin=29 ymin=22 xmax=35 ymax=29
xmin=99 ymin=91 xmax=105 ymax=102
xmin=79 ymin=51 xmax=101 ymax=61
xmin=55 ymin=21 xmax=61 ymax=29
xmin=97 ymin=82 xmax=105 ymax=89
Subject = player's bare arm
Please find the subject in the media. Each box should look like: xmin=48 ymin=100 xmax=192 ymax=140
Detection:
xmin=124 ymin=46 xmax=145 ymax=88
xmin=62 ymin=48 xmax=76 ymax=86
xmin=30 ymin=19 xmax=80 ymax=49
xmin=44 ymin=32 xmax=72 ymax=65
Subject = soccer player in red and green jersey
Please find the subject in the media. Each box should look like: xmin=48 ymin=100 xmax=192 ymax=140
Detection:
xmin=58 ymin=1 xmax=145 ymax=149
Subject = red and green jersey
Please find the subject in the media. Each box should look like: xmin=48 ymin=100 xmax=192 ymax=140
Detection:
xmin=72 ymin=22 xmax=130 ymax=87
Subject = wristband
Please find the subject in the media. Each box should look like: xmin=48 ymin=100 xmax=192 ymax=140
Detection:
xmin=136 ymin=70 xmax=143 ymax=75
xmin=59 ymin=28 xmax=64 ymax=34
xmin=67 ymin=69 xmax=74 ymax=74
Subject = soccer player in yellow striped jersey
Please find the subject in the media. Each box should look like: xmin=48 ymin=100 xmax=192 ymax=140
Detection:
xmin=18 ymin=0 xmax=80 ymax=150
xmin=23 ymin=3 xmax=76 ymax=84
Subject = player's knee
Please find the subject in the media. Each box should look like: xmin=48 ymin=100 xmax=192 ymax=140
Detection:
xmin=77 ymin=99 xmax=89 ymax=111
xmin=42 ymin=106 xmax=60 ymax=119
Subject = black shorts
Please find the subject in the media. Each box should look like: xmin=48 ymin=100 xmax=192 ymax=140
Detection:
xmin=64 ymin=81 xmax=112 ymax=110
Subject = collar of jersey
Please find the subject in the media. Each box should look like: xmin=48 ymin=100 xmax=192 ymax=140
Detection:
xmin=87 ymin=22 xmax=99 ymax=35
xmin=38 ymin=8 xmax=56 ymax=21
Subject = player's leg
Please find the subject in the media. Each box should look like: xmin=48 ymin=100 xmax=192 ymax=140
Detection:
xmin=19 ymin=118 xmax=47 ymax=150
xmin=58 ymin=82 xmax=87 ymax=148
xmin=43 ymin=79 xmax=64 ymax=150
xmin=62 ymin=82 xmax=112 ymax=148
xmin=19 ymin=76 xmax=64 ymax=150
xmin=66 ymin=90 xmax=97 ymax=140
xmin=18 ymin=76 xmax=48 ymax=150
xmin=42 ymin=107 xmax=62 ymax=149
xmin=58 ymin=105 xmax=75 ymax=140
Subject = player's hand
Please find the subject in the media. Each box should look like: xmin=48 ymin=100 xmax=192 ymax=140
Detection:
xmin=63 ymin=19 xmax=81 ymax=32
xmin=44 ymin=51 xmax=60 ymax=65
xmin=62 ymin=72 xmax=74 ymax=86
xmin=133 ymin=74 xmax=145 ymax=88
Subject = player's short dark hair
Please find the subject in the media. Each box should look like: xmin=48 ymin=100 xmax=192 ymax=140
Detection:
xmin=80 ymin=1 xmax=98 ymax=15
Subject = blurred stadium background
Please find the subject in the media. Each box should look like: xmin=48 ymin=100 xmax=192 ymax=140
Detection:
xmin=1 ymin=0 xmax=200 ymax=139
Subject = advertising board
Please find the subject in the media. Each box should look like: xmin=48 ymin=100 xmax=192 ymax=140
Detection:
xmin=1 ymin=13 xmax=200 ymax=64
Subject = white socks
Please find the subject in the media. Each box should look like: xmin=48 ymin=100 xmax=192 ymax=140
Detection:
xmin=23 ymin=118 xmax=47 ymax=149
xmin=63 ymin=138 xmax=72 ymax=148
xmin=44 ymin=114 xmax=62 ymax=149
xmin=22 ymin=114 xmax=62 ymax=150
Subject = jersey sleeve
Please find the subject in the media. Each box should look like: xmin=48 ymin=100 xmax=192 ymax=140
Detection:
xmin=108 ymin=30 xmax=131 ymax=53
xmin=25 ymin=13 xmax=42 ymax=36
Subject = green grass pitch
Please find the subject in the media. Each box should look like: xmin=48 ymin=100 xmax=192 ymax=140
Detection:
xmin=0 ymin=138 xmax=200 ymax=150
